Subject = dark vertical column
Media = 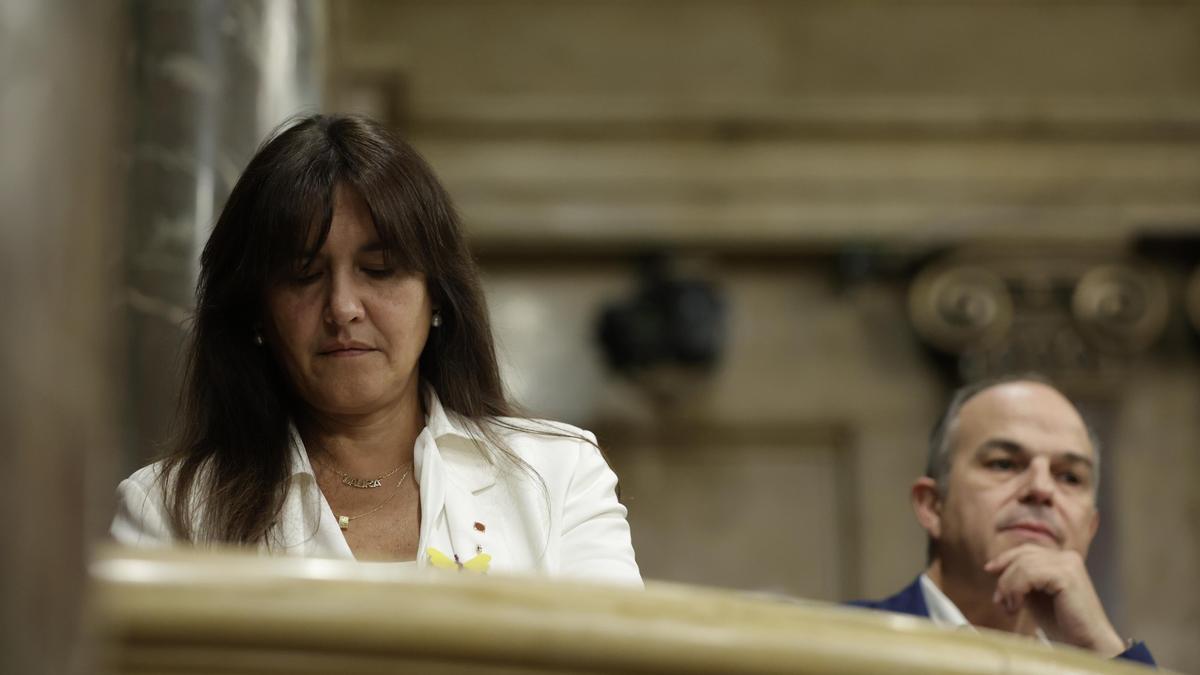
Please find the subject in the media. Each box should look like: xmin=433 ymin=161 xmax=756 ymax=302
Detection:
xmin=0 ymin=2 xmax=126 ymax=673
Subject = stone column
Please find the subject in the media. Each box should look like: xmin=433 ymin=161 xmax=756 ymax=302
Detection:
xmin=123 ymin=0 xmax=324 ymax=472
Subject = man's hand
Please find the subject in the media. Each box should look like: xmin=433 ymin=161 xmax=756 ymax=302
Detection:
xmin=984 ymin=544 xmax=1126 ymax=657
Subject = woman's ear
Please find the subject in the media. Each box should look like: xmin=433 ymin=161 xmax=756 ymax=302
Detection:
xmin=912 ymin=476 xmax=943 ymax=540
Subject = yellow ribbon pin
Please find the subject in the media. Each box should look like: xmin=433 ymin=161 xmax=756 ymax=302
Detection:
xmin=427 ymin=547 xmax=491 ymax=574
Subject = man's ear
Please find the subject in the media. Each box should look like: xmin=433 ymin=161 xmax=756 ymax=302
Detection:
xmin=912 ymin=477 xmax=943 ymax=540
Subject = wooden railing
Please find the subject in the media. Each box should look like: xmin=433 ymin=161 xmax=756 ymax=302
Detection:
xmin=91 ymin=547 xmax=1162 ymax=675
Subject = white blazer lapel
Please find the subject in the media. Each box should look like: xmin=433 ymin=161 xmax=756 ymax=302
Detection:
xmin=442 ymin=474 xmax=492 ymax=566
xmin=424 ymin=431 xmax=511 ymax=571
xmin=414 ymin=428 xmax=449 ymax=567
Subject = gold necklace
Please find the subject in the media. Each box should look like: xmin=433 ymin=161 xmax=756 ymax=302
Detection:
xmin=336 ymin=468 xmax=410 ymax=530
xmin=326 ymin=461 xmax=405 ymax=489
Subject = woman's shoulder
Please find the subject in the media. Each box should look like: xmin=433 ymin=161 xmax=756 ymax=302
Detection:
xmin=112 ymin=459 xmax=177 ymax=546
xmin=486 ymin=416 xmax=597 ymax=454
xmin=121 ymin=459 xmax=170 ymax=491
xmin=476 ymin=416 xmax=612 ymax=483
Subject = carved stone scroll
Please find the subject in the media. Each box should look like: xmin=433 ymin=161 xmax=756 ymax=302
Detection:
xmin=909 ymin=253 xmax=1169 ymax=384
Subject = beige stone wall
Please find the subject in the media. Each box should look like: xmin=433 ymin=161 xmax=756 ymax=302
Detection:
xmin=330 ymin=0 xmax=1200 ymax=247
xmin=329 ymin=1 xmax=1200 ymax=669
xmin=1113 ymin=357 xmax=1200 ymax=667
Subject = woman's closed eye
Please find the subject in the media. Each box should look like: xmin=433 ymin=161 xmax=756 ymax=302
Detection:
xmin=362 ymin=265 xmax=397 ymax=279
xmin=286 ymin=263 xmax=397 ymax=283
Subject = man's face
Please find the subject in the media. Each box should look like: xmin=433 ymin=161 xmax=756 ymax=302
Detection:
xmin=931 ymin=381 xmax=1101 ymax=573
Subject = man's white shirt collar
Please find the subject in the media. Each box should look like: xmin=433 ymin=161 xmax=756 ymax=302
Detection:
xmin=919 ymin=573 xmax=1050 ymax=645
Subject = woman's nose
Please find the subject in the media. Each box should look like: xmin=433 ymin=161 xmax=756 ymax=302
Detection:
xmin=324 ymin=271 xmax=364 ymax=326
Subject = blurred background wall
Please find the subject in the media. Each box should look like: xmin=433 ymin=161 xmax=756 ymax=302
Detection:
xmin=7 ymin=1 xmax=1194 ymax=672
xmin=318 ymin=1 xmax=1200 ymax=669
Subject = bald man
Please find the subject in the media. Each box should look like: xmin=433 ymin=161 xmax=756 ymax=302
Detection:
xmin=851 ymin=376 xmax=1154 ymax=666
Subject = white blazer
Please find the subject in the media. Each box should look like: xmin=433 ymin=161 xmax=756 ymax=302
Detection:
xmin=111 ymin=392 xmax=642 ymax=587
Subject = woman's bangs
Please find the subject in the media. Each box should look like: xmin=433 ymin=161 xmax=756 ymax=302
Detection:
xmin=374 ymin=221 xmax=426 ymax=276
xmin=358 ymin=185 xmax=429 ymax=277
xmin=262 ymin=172 xmax=335 ymax=280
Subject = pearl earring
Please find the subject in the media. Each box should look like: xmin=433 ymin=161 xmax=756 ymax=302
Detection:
xmin=253 ymin=331 xmax=264 ymax=346
xmin=431 ymin=310 xmax=442 ymax=328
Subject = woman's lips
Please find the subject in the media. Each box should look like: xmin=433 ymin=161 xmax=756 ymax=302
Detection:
xmin=320 ymin=347 xmax=376 ymax=357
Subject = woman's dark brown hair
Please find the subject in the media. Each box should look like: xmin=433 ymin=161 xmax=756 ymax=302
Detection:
xmin=161 ymin=114 xmax=530 ymax=544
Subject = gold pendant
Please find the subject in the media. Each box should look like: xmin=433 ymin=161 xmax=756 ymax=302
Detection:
xmin=338 ymin=515 xmax=350 ymax=530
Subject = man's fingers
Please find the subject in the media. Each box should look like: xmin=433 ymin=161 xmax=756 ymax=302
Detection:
xmin=984 ymin=543 xmax=1041 ymax=574
xmin=993 ymin=557 xmax=1035 ymax=614
xmin=992 ymin=549 xmax=1065 ymax=614
xmin=986 ymin=547 xmax=1121 ymax=654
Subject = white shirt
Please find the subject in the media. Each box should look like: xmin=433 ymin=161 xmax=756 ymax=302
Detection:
xmin=919 ymin=573 xmax=1050 ymax=644
xmin=111 ymin=391 xmax=642 ymax=587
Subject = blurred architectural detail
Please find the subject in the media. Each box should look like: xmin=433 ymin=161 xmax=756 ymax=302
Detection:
xmin=909 ymin=264 xmax=1014 ymax=354
xmin=326 ymin=1 xmax=1200 ymax=669
xmin=124 ymin=0 xmax=325 ymax=472
xmin=0 ymin=2 xmax=125 ymax=673
xmin=329 ymin=1 xmax=1200 ymax=251
xmin=93 ymin=546 xmax=1173 ymax=675
xmin=597 ymin=255 xmax=725 ymax=379
xmin=1183 ymin=265 xmax=1200 ymax=338
xmin=908 ymin=252 xmax=1170 ymax=385
xmin=1073 ymin=265 xmax=1171 ymax=354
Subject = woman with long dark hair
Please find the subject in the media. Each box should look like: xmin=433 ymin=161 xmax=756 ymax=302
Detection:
xmin=112 ymin=114 xmax=640 ymax=583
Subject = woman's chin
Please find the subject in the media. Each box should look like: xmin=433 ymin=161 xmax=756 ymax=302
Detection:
xmin=307 ymin=390 xmax=394 ymax=418
xmin=297 ymin=374 xmax=419 ymax=419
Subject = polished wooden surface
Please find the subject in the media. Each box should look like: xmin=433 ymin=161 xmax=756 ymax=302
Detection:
xmin=91 ymin=547 xmax=1163 ymax=675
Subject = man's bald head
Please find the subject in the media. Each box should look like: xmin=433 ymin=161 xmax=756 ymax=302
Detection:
xmin=926 ymin=375 xmax=1101 ymax=497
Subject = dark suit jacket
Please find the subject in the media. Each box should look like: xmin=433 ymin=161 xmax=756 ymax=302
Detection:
xmin=850 ymin=576 xmax=1155 ymax=667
